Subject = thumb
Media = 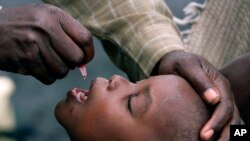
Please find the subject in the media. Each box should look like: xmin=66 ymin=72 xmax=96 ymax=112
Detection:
xmin=179 ymin=62 xmax=220 ymax=105
xmin=203 ymin=88 xmax=220 ymax=105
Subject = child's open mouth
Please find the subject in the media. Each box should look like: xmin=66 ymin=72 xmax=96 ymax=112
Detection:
xmin=67 ymin=88 xmax=89 ymax=103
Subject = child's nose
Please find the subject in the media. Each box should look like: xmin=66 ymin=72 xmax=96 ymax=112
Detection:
xmin=108 ymin=75 xmax=129 ymax=90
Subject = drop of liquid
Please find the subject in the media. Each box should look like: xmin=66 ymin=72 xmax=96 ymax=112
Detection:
xmin=79 ymin=64 xmax=87 ymax=80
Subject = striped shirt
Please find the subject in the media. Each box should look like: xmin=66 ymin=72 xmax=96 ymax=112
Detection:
xmin=43 ymin=0 xmax=184 ymax=81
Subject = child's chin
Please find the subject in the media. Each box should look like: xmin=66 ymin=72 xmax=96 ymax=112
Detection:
xmin=54 ymin=100 xmax=68 ymax=125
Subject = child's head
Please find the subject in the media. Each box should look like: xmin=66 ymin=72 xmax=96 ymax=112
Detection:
xmin=55 ymin=75 xmax=210 ymax=141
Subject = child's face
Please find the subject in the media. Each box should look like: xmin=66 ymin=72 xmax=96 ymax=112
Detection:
xmin=55 ymin=75 xmax=194 ymax=141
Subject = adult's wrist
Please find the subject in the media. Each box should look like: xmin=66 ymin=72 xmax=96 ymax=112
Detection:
xmin=151 ymin=51 xmax=187 ymax=76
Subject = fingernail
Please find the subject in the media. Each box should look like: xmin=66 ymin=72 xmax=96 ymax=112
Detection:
xmin=204 ymin=88 xmax=219 ymax=104
xmin=203 ymin=129 xmax=214 ymax=140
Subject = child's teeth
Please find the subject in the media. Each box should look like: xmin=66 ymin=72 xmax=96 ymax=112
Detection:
xmin=79 ymin=92 xmax=86 ymax=102
xmin=84 ymin=96 xmax=88 ymax=101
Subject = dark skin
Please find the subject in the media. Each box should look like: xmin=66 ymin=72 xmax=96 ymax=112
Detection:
xmin=0 ymin=4 xmax=94 ymax=84
xmin=102 ymin=39 xmax=240 ymax=140
xmin=55 ymin=54 xmax=250 ymax=141
xmin=0 ymin=3 xmax=239 ymax=140
xmin=55 ymin=75 xmax=209 ymax=141
xmin=220 ymin=53 xmax=250 ymax=124
xmin=153 ymin=51 xmax=240 ymax=140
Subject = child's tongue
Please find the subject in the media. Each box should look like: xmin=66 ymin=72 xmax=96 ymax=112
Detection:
xmin=79 ymin=64 xmax=87 ymax=79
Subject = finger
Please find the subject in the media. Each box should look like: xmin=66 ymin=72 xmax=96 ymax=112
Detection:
xmin=200 ymin=104 xmax=232 ymax=140
xmin=19 ymin=54 xmax=56 ymax=85
xmin=178 ymin=60 xmax=220 ymax=104
xmin=241 ymin=119 xmax=245 ymax=125
xmin=49 ymin=25 xmax=85 ymax=68
xmin=232 ymin=104 xmax=242 ymax=125
xmin=59 ymin=11 xmax=94 ymax=64
xmin=217 ymin=124 xmax=230 ymax=141
xmin=14 ymin=32 xmax=56 ymax=84
xmin=217 ymin=105 xmax=241 ymax=141
xmin=38 ymin=33 xmax=69 ymax=79
xmin=31 ymin=62 xmax=56 ymax=85
xmin=200 ymin=83 xmax=234 ymax=140
xmin=203 ymin=88 xmax=220 ymax=105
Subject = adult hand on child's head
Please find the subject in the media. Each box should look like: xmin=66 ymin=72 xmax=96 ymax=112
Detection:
xmin=152 ymin=51 xmax=242 ymax=141
xmin=0 ymin=4 xmax=94 ymax=84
